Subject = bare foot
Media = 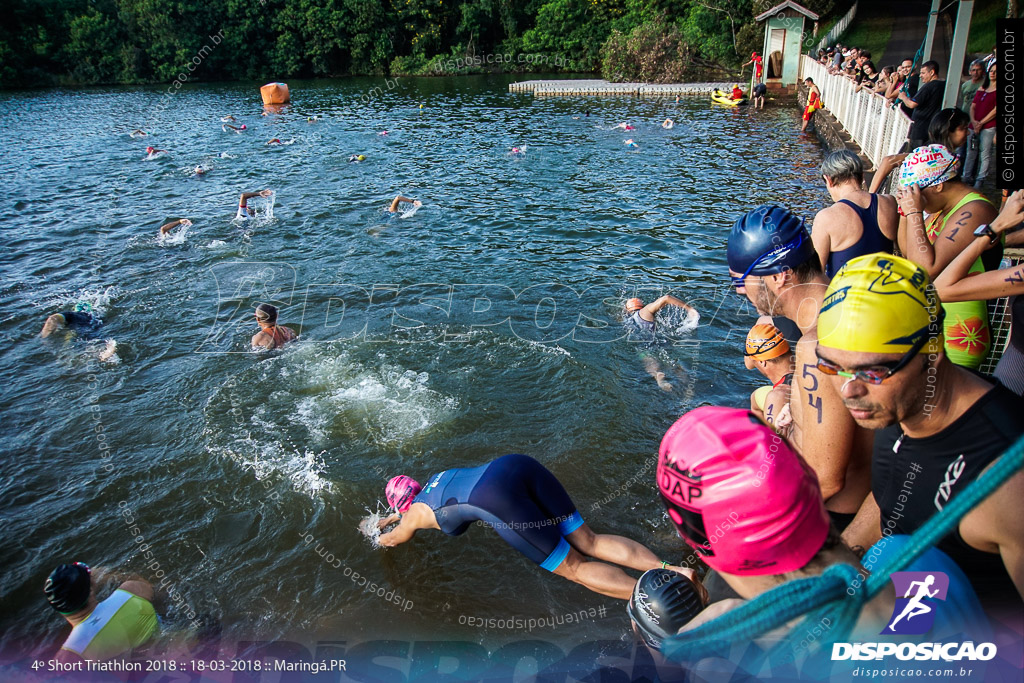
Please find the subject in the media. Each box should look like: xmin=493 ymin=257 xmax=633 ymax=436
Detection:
xmin=655 ymin=372 xmax=673 ymax=392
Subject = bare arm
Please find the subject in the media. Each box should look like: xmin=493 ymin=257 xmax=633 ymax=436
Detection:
xmin=239 ymin=190 xmax=272 ymax=205
xmin=896 ymin=186 xmax=995 ymax=276
xmin=842 ymin=492 xmax=882 ymax=553
xmin=959 ymin=468 xmax=1024 ymax=599
xmin=389 ymin=195 xmax=418 ymax=212
xmin=934 ymin=191 xmax=1024 ymax=301
xmin=159 ymin=219 xmax=191 ymax=235
xmin=378 ymin=516 xmax=420 ymax=547
xmin=810 ymin=208 xmax=834 ymax=272
xmin=644 ymin=295 xmax=694 ymax=317
xmin=119 ymin=579 xmax=155 ymax=602
xmin=791 ymin=339 xmax=857 ymax=501
xmin=868 ymin=154 xmax=907 ymax=194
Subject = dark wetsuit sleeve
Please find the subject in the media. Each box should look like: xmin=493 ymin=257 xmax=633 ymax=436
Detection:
xmin=61 ymin=311 xmax=95 ymax=327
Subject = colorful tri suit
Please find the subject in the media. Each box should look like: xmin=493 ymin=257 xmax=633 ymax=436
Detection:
xmin=60 ymin=589 xmax=158 ymax=660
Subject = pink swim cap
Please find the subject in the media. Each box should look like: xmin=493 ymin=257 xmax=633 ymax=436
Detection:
xmin=386 ymin=475 xmax=422 ymax=513
xmin=657 ymin=407 xmax=829 ymax=576
xmin=240 ymin=124 xmax=247 ymax=130
xmin=146 ymin=146 xmax=155 ymax=153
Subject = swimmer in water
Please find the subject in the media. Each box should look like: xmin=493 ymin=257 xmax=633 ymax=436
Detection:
xmin=625 ymin=296 xmax=697 ymax=391
xmin=616 ymin=122 xmax=636 ymax=131
xmin=235 ymin=189 xmax=273 ymax=221
xmin=388 ymin=195 xmax=421 ymax=213
xmin=222 ymin=123 xmax=246 ymax=132
xmin=371 ymin=455 xmax=696 ymax=600
xmin=221 ymin=115 xmax=236 ymax=122
xmin=129 ymin=129 xmax=147 ymax=138
xmin=509 ymin=146 xmax=526 ymax=156
xmin=144 ymin=146 xmax=167 ymax=157
xmin=193 ymin=165 xmax=207 ymax=176
xmin=307 ymin=116 xmax=318 ymax=122
xmin=158 ymin=218 xmax=192 ymax=236
xmin=662 ymin=118 xmax=674 ymax=129
xmin=378 ymin=130 xmax=388 ymax=136
xmin=40 ymin=308 xmax=100 ymax=338
xmin=625 ymin=139 xmax=639 ymax=148
xmin=266 ymin=138 xmax=282 ymax=145
xmin=348 ymin=154 xmax=366 ymax=163
xmin=44 ymin=562 xmax=159 ymax=663
xmin=251 ymin=303 xmax=297 ymax=350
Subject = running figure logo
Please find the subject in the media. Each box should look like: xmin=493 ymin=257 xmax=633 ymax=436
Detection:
xmin=882 ymin=572 xmax=949 ymax=635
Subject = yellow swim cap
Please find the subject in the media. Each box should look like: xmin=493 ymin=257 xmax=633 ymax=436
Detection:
xmin=818 ymin=254 xmax=943 ymax=355
xmin=744 ymin=323 xmax=790 ymax=360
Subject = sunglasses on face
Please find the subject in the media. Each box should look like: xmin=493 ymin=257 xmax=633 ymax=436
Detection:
xmin=815 ymin=311 xmax=944 ymax=384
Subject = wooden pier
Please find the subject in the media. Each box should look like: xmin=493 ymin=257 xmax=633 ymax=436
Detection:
xmin=509 ymin=79 xmax=733 ymax=97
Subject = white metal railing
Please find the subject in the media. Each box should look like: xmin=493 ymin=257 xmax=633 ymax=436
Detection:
xmin=800 ymin=55 xmax=912 ymax=168
xmin=816 ymin=2 xmax=858 ymax=54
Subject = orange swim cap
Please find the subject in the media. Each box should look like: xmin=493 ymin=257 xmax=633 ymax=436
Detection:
xmin=744 ymin=323 xmax=790 ymax=360
xmin=626 ymin=298 xmax=644 ymax=313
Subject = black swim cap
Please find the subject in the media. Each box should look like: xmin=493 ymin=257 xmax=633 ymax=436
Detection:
xmin=727 ymin=205 xmax=816 ymax=277
xmin=44 ymin=563 xmax=91 ymax=614
xmin=255 ymin=303 xmax=278 ymax=323
xmin=627 ymin=569 xmax=705 ymax=651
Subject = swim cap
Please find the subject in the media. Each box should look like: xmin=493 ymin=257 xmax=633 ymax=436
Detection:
xmin=727 ymin=205 xmax=816 ymax=277
xmin=255 ymin=303 xmax=278 ymax=323
xmin=386 ymin=476 xmax=422 ymax=513
xmin=44 ymin=563 xmax=91 ymax=614
xmin=625 ymin=298 xmax=644 ymax=313
xmin=657 ymin=407 xmax=829 ymax=576
xmin=627 ymin=569 xmax=705 ymax=650
xmin=898 ymin=144 xmax=959 ymax=188
xmin=733 ymin=84 xmax=739 ymax=89
xmin=146 ymin=146 xmax=155 ymax=153
xmin=744 ymin=323 xmax=789 ymax=360
xmin=240 ymin=125 xmax=247 ymax=130
xmin=818 ymin=254 xmax=943 ymax=355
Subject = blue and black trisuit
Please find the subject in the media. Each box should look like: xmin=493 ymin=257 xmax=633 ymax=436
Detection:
xmin=412 ymin=454 xmax=585 ymax=571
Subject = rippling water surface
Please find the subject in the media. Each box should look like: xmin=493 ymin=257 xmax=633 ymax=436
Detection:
xmin=0 ymin=75 xmax=828 ymax=658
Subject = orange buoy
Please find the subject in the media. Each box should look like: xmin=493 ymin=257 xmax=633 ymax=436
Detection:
xmin=260 ymin=82 xmax=290 ymax=105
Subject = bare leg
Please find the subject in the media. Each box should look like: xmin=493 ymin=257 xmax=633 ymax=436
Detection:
xmin=565 ymin=524 xmax=662 ymax=572
xmin=551 ymin=547 xmax=638 ymax=599
xmin=643 ymin=355 xmax=672 ymax=391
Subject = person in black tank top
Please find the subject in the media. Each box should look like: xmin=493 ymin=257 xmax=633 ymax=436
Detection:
xmin=812 ymin=149 xmax=897 ymax=279
xmin=817 ymin=255 xmax=1024 ymax=615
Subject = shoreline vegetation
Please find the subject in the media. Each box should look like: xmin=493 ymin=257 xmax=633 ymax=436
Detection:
xmin=1 ymin=0 xmax=839 ymax=89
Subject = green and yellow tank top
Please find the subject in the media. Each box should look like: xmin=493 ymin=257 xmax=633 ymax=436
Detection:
xmin=925 ymin=192 xmax=994 ymax=369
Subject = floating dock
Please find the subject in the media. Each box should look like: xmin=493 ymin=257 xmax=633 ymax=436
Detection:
xmin=509 ymin=80 xmax=734 ymax=97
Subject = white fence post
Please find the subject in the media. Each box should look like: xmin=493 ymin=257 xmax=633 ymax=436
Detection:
xmin=798 ymin=54 xmax=911 ymax=167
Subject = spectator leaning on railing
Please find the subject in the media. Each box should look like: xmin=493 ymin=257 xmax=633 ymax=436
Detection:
xmin=896 ymin=60 xmax=944 ymax=151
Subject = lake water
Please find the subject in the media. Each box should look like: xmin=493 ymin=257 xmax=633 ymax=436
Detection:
xmin=0 ymin=75 xmax=828 ymax=670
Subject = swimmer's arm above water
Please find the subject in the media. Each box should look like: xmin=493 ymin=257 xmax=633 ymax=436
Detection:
xmin=377 ymin=513 xmax=401 ymax=529
xmin=642 ymin=295 xmax=694 ymax=318
xmin=239 ymin=189 xmax=273 ymax=206
xmin=159 ymin=218 xmax=192 ymax=235
xmin=388 ymin=195 xmax=421 ymax=213
xmin=377 ymin=504 xmax=437 ymax=547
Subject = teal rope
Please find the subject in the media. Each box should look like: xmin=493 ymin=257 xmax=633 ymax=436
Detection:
xmin=664 ymin=432 xmax=1024 ymax=664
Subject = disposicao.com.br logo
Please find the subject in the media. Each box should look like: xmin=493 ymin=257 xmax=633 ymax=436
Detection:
xmin=831 ymin=571 xmax=997 ymax=662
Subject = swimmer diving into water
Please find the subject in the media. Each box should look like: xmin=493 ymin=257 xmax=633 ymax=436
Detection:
xmin=370 ymin=454 xmax=692 ymax=599
xmin=251 ymin=303 xmax=297 ymax=350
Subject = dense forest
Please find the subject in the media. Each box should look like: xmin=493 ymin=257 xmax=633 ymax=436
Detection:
xmin=0 ymin=0 xmax=837 ymax=88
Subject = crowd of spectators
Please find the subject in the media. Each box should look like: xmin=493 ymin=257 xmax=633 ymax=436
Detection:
xmin=812 ymin=43 xmax=999 ymax=190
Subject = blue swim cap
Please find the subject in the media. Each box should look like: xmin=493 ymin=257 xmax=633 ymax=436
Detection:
xmin=727 ymin=205 xmax=816 ymax=277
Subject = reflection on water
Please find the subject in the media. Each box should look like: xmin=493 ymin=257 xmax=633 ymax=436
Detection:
xmin=0 ymin=75 xmax=827 ymax=656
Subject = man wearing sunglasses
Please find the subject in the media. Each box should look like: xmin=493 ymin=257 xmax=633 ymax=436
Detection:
xmin=727 ymin=205 xmax=873 ymax=531
xmin=44 ymin=562 xmax=159 ymax=662
xmin=817 ymin=254 xmax=1024 ymax=613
